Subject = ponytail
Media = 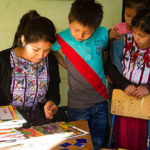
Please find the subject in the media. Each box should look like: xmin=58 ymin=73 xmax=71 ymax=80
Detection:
xmin=12 ymin=10 xmax=40 ymax=48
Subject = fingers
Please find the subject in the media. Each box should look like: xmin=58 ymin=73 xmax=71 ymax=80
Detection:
xmin=44 ymin=100 xmax=58 ymax=119
xmin=132 ymin=90 xmax=143 ymax=98
xmin=45 ymin=110 xmax=53 ymax=119
xmin=109 ymin=27 xmax=121 ymax=40
xmin=45 ymin=107 xmax=58 ymax=119
xmin=132 ymin=86 xmax=149 ymax=98
xmin=125 ymin=85 xmax=149 ymax=98
xmin=113 ymin=27 xmax=119 ymax=31
xmin=49 ymin=105 xmax=58 ymax=114
xmin=124 ymin=85 xmax=136 ymax=96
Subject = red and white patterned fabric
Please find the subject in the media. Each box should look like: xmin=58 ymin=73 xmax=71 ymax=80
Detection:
xmin=122 ymin=33 xmax=150 ymax=84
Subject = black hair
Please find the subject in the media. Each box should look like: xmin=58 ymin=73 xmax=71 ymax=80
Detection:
xmin=12 ymin=10 xmax=56 ymax=48
xmin=132 ymin=8 xmax=150 ymax=34
xmin=125 ymin=0 xmax=149 ymax=11
xmin=68 ymin=0 xmax=103 ymax=28
xmin=13 ymin=10 xmax=40 ymax=48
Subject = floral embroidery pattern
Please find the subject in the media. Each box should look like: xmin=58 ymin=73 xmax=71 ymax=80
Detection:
xmin=124 ymin=36 xmax=150 ymax=70
xmin=10 ymin=49 xmax=49 ymax=108
xmin=122 ymin=34 xmax=150 ymax=84
xmin=143 ymin=51 xmax=150 ymax=68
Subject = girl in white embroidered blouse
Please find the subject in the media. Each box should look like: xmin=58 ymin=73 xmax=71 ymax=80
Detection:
xmin=110 ymin=8 xmax=150 ymax=150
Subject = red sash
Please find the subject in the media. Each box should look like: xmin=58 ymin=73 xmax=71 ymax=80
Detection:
xmin=57 ymin=34 xmax=108 ymax=99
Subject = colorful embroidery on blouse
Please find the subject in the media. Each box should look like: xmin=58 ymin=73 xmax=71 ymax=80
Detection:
xmin=122 ymin=34 xmax=150 ymax=84
xmin=10 ymin=49 xmax=49 ymax=108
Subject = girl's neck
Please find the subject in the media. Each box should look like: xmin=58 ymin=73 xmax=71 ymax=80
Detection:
xmin=14 ymin=47 xmax=27 ymax=60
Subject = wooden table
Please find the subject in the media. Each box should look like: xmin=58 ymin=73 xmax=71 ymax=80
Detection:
xmin=51 ymin=120 xmax=94 ymax=150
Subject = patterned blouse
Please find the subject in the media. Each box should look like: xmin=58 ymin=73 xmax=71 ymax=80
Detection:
xmin=10 ymin=49 xmax=49 ymax=108
xmin=122 ymin=33 xmax=150 ymax=84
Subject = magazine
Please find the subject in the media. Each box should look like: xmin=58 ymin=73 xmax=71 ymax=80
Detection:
xmin=19 ymin=128 xmax=44 ymax=138
xmin=32 ymin=122 xmax=88 ymax=139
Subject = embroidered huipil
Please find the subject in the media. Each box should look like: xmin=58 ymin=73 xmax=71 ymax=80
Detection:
xmin=10 ymin=49 xmax=49 ymax=108
xmin=122 ymin=33 xmax=150 ymax=84
xmin=111 ymin=33 xmax=149 ymax=150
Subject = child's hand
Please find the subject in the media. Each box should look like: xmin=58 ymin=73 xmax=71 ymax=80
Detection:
xmin=124 ymin=84 xmax=136 ymax=96
xmin=132 ymin=86 xmax=149 ymax=98
xmin=109 ymin=27 xmax=121 ymax=40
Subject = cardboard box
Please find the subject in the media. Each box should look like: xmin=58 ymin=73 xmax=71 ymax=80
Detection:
xmin=111 ymin=89 xmax=150 ymax=120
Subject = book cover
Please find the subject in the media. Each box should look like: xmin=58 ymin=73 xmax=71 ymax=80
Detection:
xmin=0 ymin=105 xmax=17 ymax=121
xmin=19 ymin=128 xmax=44 ymax=138
xmin=32 ymin=122 xmax=88 ymax=139
xmin=12 ymin=107 xmax=26 ymax=124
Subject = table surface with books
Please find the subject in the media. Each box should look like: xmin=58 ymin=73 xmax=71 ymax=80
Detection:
xmin=0 ymin=105 xmax=94 ymax=150
xmin=51 ymin=120 xmax=94 ymax=150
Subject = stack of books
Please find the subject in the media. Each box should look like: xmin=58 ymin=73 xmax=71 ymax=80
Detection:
xmin=0 ymin=105 xmax=26 ymax=149
xmin=0 ymin=106 xmax=89 ymax=150
xmin=0 ymin=105 xmax=26 ymax=129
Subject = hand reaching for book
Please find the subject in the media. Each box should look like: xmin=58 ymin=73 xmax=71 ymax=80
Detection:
xmin=44 ymin=100 xmax=58 ymax=119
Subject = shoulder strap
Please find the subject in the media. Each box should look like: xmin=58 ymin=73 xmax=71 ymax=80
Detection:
xmin=57 ymin=34 xmax=108 ymax=99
